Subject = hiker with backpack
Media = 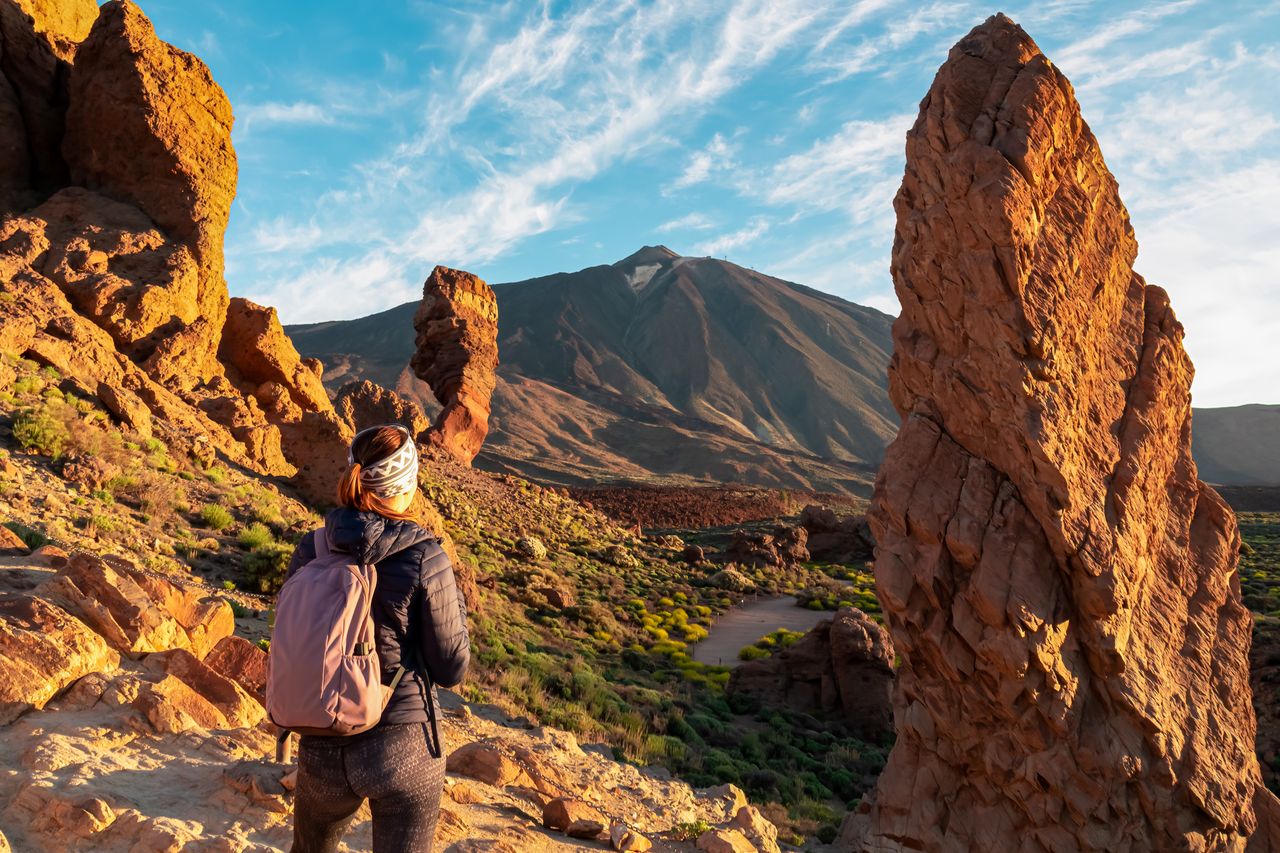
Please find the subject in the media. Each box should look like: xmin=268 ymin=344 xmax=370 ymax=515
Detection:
xmin=266 ymin=424 xmax=469 ymax=853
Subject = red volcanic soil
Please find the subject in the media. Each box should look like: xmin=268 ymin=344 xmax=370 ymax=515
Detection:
xmin=565 ymin=484 xmax=864 ymax=531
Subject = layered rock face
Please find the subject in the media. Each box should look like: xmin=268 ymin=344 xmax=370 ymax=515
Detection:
xmin=852 ymin=14 xmax=1271 ymax=851
xmin=0 ymin=0 xmax=349 ymax=504
xmin=727 ymin=608 xmax=893 ymax=740
xmin=411 ymin=265 xmax=499 ymax=464
xmin=334 ymin=378 xmax=431 ymax=438
xmin=64 ymin=0 xmax=236 ymax=342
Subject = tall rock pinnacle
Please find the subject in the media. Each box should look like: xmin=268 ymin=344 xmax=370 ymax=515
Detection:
xmin=411 ymin=265 xmax=499 ymax=465
xmin=848 ymin=14 xmax=1275 ymax=851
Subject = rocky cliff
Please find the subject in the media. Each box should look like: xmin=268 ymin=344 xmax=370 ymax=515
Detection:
xmin=0 ymin=0 xmax=350 ymax=505
xmin=848 ymin=14 xmax=1277 ymax=851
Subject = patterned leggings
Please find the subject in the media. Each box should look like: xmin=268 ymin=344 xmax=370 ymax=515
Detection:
xmin=291 ymin=723 xmax=446 ymax=853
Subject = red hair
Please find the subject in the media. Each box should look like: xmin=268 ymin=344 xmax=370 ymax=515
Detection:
xmin=336 ymin=425 xmax=417 ymax=521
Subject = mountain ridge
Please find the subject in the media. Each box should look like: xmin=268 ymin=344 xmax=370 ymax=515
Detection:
xmin=287 ymin=248 xmax=898 ymax=493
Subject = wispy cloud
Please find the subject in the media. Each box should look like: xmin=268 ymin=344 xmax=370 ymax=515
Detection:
xmin=238 ymin=101 xmax=336 ymax=129
xmin=695 ymin=216 xmax=770 ymax=256
xmin=657 ymin=212 xmax=716 ymax=233
xmin=665 ymin=134 xmax=737 ymax=194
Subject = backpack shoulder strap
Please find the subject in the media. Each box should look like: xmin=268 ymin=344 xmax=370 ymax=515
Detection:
xmin=313 ymin=527 xmax=330 ymax=559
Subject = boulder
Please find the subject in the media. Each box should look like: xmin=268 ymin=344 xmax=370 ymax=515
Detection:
xmin=854 ymin=14 xmax=1262 ymax=850
xmin=203 ymin=635 xmax=267 ymax=703
xmin=724 ymin=527 xmax=808 ymax=568
xmin=446 ymin=742 xmax=531 ymax=788
xmin=729 ymin=806 xmax=780 ymax=853
xmin=609 ymin=821 xmax=652 ymax=852
xmin=727 ymin=608 xmax=893 ymax=739
xmin=277 ymin=409 xmax=354 ymax=508
xmin=543 ymin=797 xmax=606 ymax=832
xmin=411 ymin=265 xmax=498 ymax=464
xmin=566 ymin=818 xmax=606 ymax=839
xmin=0 ymin=590 xmax=120 ymax=723
xmin=130 ymin=673 xmax=225 ymax=733
xmin=696 ymin=829 xmax=756 ymax=853
xmin=60 ymin=452 xmax=120 ymax=491
xmin=64 ymin=0 xmax=236 ymax=346
xmin=334 ymin=379 xmax=430 ymax=438
xmin=50 ymin=551 xmax=231 ymax=658
xmin=222 ymin=759 xmax=289 ymax=813
xmin=219 ymin=297 xmax=332 ymax=419
xmin=0 ymin=524 xmax=29 ymax=555
xmin=143 ymin=648 xmax=262 ymax=727
xmin=680 ymin=544 xmax=705 ymax=565
xmin=798 ymin=504 xmax=873 ymax=564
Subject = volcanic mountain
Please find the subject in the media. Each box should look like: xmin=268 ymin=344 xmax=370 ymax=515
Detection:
xmin=287 ymin=247 xmax=898 ymax=493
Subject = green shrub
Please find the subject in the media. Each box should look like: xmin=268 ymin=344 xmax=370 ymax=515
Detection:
xmin=738 ymin=645 xmax=770 ymax=661
xmin=3 ymin=521 xmax=47 ymax=550
xmin=221 ymin=580 xmax=237 ymax=591
xmin=12 ymin=406 xmax=69 ymax=456
xmin=200 ymin=504 xmax=234 ymax=530
xmin=11 ymin=375 xmax=43 ymax=396
xmin=674 ymin=819 xmax=713 ymax=841
xmin=238 ymin=523 xmax=274 ymax=549
xmin=244 ymin=542 xmax=293 ymax=593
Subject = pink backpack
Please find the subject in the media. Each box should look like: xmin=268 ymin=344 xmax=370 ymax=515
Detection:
xmin=266 ymin=529 xmax=405 ymax=757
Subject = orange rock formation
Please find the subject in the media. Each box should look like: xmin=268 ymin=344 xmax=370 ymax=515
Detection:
xmin=847 ymin=14 xmax=1277 ymax=851
xmin=411 ymin=265 xmax=499 ymax=464
xmin=0 ymin=0 xmax=354 ymax=504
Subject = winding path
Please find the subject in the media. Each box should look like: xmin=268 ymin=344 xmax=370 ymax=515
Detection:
xmin=691 ymin=595 xmax=833 ymax=668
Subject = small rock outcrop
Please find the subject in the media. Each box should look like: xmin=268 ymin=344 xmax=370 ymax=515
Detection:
xmin=725 ymin=526 xmax=808 ymax=568
xmin=849 ymin=14 xmax=1273 ymax=850
xmin=334 ymin=378 xmax=431 ymax=437
xmin=411 ymin=265 xmax=499 ymax=464
xmin=798 ymin=504 xmax=873 ymax=564
xmin=727 ymin=607 xmax=893 ymax=739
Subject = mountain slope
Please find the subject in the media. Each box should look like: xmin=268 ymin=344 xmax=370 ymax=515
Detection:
xmin=287 ymin=247 xmax=897 ymax=493
xmin=1192 ymin=404 xmax=1280 ymax=486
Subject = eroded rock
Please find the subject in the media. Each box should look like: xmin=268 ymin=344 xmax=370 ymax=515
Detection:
xmin=411 ymin=265 xmax=498 ymax=464
xmin=64 ymin=0 xmax=236 ymax=345
xmin=0 ymin=590 xmax=120 ymax=723
xmin=850 ymin=14 xmax=1263 ymax=850
xmin=727 ymin=608 xmax=893 ymax=739
xmin=334 ymin=378 xmax=430 ymax=437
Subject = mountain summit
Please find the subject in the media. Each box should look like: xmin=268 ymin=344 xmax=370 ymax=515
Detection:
xmin=288 ymin=250 xmax=898 ymax=492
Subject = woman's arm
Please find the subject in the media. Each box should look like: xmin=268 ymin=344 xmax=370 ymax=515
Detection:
xmin=283 ymin=531 xmax=318 ymax=582
xmin=417 ymin=544 xmax=470 ymax=688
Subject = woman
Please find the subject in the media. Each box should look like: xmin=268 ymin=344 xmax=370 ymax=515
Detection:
xmin=286 ymin=424 xmax=469 ymax=853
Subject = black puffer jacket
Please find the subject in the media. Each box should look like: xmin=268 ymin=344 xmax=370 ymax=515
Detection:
xmin=284 ymin=507 xmax=470 ymax=728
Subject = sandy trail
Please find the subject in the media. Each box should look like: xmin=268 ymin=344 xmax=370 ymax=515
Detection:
xmin=691 ymin=596 xmax=833 ymax=667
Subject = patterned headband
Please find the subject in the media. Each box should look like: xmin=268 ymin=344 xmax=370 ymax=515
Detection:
xmin=349 ymin=425 xmax=419 ymax=498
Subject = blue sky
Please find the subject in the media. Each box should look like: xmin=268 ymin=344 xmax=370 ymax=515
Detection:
xmin=140 ymin=0 xmax=1279 ymax=407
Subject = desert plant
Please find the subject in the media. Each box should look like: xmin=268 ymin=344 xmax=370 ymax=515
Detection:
xmin=244 ymin=542 xmax=294 ymax=593
xmin=199 ymin=504 xmax=235 ymax=531
xmin=238 ymin=523 xmax=274 ymax=549
xmin=3 ymin=521 xmax=47 ymax=550
xmin=12 ymin=405 xmax=69 ymax=457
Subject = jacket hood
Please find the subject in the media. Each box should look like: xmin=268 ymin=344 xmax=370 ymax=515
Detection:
xmin=323 ymin=507 xmax=435 ymax=564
